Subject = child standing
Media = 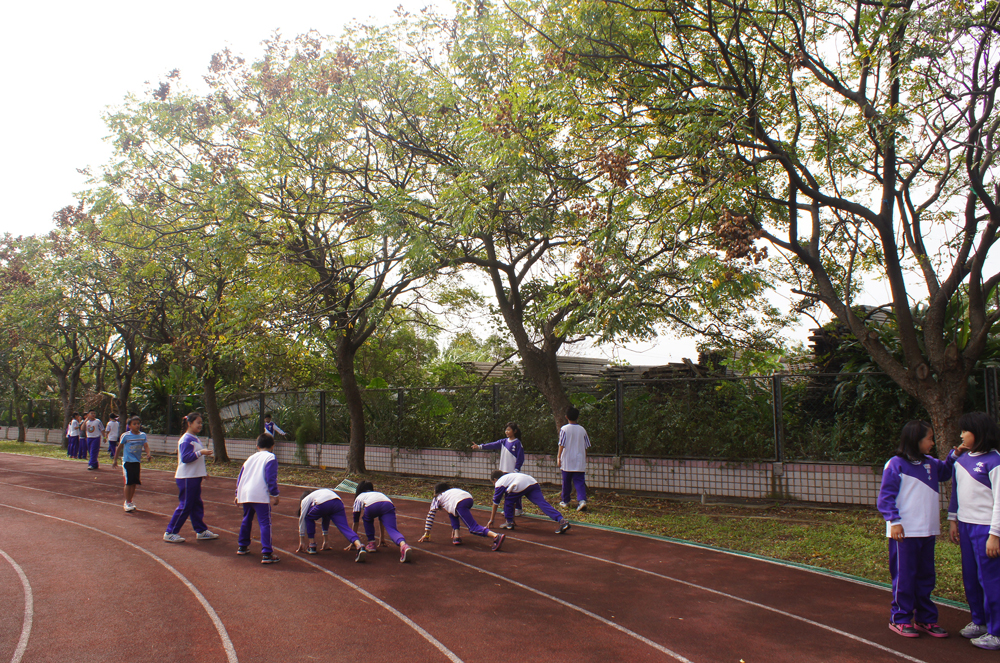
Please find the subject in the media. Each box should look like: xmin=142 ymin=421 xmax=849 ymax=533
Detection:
xmin=83 ymin=410 xmax=105 ymax=470
xmin=877 ymin=420 xmax=952 ymax=638
xmin=350 ymin=481 xmax=412 ymax=562
xmin=263 ymin=413 xmax=287 ymax=439
xmin=949 ymin=411 xmax=1000 ymax=649
xmin=164 ymin=412 xmax=219 ymax=544
xmin=488 ymin=470 xmax=570 ymax=534
xmin=111 ymin=416 xmax=151 ymax=512
xmin=66 ymin=413 xmax=81 ymax=458
xmin=418 ymin=482 xmax=505 ymax=551
xmin=472 ymin=422 xmax=526 ymax=516
xmin=558 ymin=407 xmax=591 ymax=511
xmin=104 ymin=413 xmax=120 ymax=459
xmin=295 ymin=488 xmax=368 ymax=562
xmin=235 ymin=434 xmax=281 ymax=564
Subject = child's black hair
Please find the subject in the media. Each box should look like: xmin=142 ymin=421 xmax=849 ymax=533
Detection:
xmin=959 ymin=412 xmax=1000 ymax=453
xmin=566 ymin=406 xmax=580 ymax=422
xmin=181 ymin=411 xmax=203 ymax=431
xmin=127 ymin=415 xmax=141 ymax=425
xmin=355 ymin=480 xmax=374 ymax=495
xmin=72 ymin=412 xmax=80 ymax=417
xmin=264 ymin=412 xmax=273 ymax=419
xmin=257 ymin=433 xmax=275 ymax=448
xmin=297 ymin=488 xmax=316 ymax=517
xmin=109 ymin=413 xmax=118 ymax=420
xmin=491 ymin=470 xmax=507 ymax=481
xmin=897 ymin=420 xmax=932 ymax=462
xmin=505 ymin=421 xmax=521 ymax=439
xmin=434 ymin=482 xmax=451 ymax=495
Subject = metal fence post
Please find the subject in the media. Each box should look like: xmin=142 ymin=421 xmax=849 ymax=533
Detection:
xmin=319 ymin=390 xmax=327 ymax=446
xmin=772 ymin=375 xmax=785 ymax=462
xmin=258 ymin=393 xmax=266 ymax=435
xmin=166 ymin=395 xmax=172 ymax=436
xmin=616 ymin=379 xmax=624 ymax=456
xmin=397 ymin=388 xmax=405 ymax=448
xmin=492 ymin=384 xmax=500 ymax=428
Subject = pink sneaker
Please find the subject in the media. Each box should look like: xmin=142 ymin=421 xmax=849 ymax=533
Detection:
xmin=400 ymin=542 xmax=411 ymax=563
xmin=364 ymin=541 xmax=378 ymax=553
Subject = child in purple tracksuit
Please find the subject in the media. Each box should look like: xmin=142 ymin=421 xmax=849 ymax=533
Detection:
xmin=488 ymin=470 xmax=570 ymax=534
xmin=877 ymin=420 xmax=952 ymax=638
xmin=235 ymin=434 xmax=281 ymax=564
xmin=949 ymin=411 xmax=1000 ymax=650
xmin=558 ymin=407 xmax=590 ymax=512
xmin=351 ymin=481 xmax=412 ymax=562
xmin=164 ymin=412 xmax=219 ymax=544
xmin=296 ymin=488 xmax=367 ymax=562
xmin=419 ymin=482 xmax=505 ymax=551
xmin=472 ymin=422 xmax=526 ymax=516
xmin=83 ymin=410 xmax=105 ymax=470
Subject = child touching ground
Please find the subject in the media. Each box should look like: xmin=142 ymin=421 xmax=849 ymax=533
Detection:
xmin=949 ymin=411 xmax=1000 ymax=649
xmin=296 ymin=488 xmax=367 ymax=562
xmin=472 ymin=422 xmax=526 ymax=515
xmin=351 ymin=481 xmax=412 ymax=562
xmin=488 ymin=470 xmax=571 ymax=534
xmin=418 ymin=482 xmax=505 ymax=551
xmin=112 ymin=416 xmax=151 ymax=512
xmin=235 ymin=434 xmax=281 ymax=564
xmin=877 ymin=420 xmax=952 ymax=638
xmin=164 ymin=412 xmax=219 ymax=544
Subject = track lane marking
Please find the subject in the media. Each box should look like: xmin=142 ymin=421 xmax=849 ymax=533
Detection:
xmin=0 ymin=549 xmax=33 ymax=663
xmin=0 ymin=503 xmax=239 ymax=663
xmin=0 ymin=482 xmax=462 ymax=663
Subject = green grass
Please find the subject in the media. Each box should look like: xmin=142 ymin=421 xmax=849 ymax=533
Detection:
xmin=0 ymin=439 xmax=967 ymax=605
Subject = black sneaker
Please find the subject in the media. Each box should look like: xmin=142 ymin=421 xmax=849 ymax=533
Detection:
xmin=556 ymin=520 xmax=570 ymax=534
xmin=236 ymin=546 xmax=250 ymax=555
xmin=888 ymin=622 xmax=919 ymax=638
xmin=307 ymin=543 xmax=317 ymax=555
xmin=261 ymin=553 xmax=280 ymax=564
xmin=491 ymin=533 xmax=506 ymax=551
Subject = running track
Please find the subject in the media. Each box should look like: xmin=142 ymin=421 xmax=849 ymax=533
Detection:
xmin=0 ymin=453 xmax=990 ymax=662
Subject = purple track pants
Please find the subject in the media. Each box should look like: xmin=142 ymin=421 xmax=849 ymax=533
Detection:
xmin=239 ymin=503 xmax=273 ymax=554
xmin=166 ymin=477 xmax=208 ymax=535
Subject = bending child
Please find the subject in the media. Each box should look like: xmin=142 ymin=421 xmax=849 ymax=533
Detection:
xmin=351 ymin=481 xmax=412 ymax=563
xmin=488 ymin=470 xmax=570 ymax=534
xmin=235 ymin=433 xmax=281 ymax=564
xmin=296 ymin=488 xmax=367 ymax=562
xmin=418 ymin=482 xmax=505 ymax=551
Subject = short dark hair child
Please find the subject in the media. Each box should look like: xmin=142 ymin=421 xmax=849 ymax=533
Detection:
xmin=566 ymin=407 xmax=580 ymax=422
xmin=435 ymin=482 xmax=451 ymax=495
xmin=356 ymin=480 xmax=375 ymax=494
xmin=257 ymin=433 xmax=275 ymax=448
xmin=897 ymin=420 xmax=933 ymax=462
xmin=492 ymin=470 xmax=506 ymax=481
xmin=958 ymin=412 xmax=1000 ymax=453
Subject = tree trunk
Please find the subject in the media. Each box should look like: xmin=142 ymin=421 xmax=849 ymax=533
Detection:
xmin=919 ymin=375 xmax=970 ymax=460
xmin=519 ymin=344 xmax=573 ymax=434
xmin=13 ymin=386 xmax=25 ymax=443
xmin=202 ymin=373 xmax=230 ymax=463
xmin=337 ymin=338 xmax=366 ymax=474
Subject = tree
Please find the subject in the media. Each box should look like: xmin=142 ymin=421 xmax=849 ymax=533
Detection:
xmin=541 ymin=0 xmax=1000 ymax=450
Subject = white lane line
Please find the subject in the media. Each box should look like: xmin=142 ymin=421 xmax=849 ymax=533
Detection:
xmin=0 ymin=503 xmax=239 ymax=663
xmin=393 ymin=512 xmax=929 ymax=663
xmin=417 ymin=546 xmax=694 ymax=662
xmin=0 ymin=482 xmax=463 ymax=663
xmin=0 ymin=549 xmax=33 ymax=663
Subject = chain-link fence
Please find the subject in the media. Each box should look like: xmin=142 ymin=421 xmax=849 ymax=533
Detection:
xmin=7 ymin=368 xmax=999 ymax=464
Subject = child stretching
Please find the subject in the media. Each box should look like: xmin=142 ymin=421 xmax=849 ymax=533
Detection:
xmin=488 ymin=470 xmax=570 ymax=534
xmin=418 ymin=482 xmax=505 ymax=551
xmin=472 ymin=422 xmax=526 ymax=516
xmin=235 ymin=434 xmax=281 ymax=564
xmin=111 ymin=416 xmax=152 ymax=512
xmin=351 ymin=481 xmax=412 ymax=562
xmin=164 ymin=412 xmax=219 ymax=544
xmin=877 ymin=420 xmax=953 ymax=638
xmin=295 ymin=488 xmax=367 ymax=562
xmin=949 ymin=411 xmax=1000 ymax=649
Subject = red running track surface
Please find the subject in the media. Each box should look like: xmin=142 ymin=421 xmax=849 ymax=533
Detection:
xmin=0 ymin=453 xmax=989 ymax=663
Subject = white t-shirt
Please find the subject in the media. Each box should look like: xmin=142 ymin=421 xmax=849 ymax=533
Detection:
xmin=352 ymin=491 xmax=393 ymax=513
xmin=84 ymin=418 xmax=104 ymax=439
xmin=558 ymin=423 xmax=590 ymax=472
xmin=106 ymin=420 xmax=120 ymax=441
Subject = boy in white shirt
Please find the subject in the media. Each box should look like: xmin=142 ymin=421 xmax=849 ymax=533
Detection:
xmin=235 ymin=433 xmax=281 ymax=564
xmin=557 ymin=407 xmax=591 ymax=512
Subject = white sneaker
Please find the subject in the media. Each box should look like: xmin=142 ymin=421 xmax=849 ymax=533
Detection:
xmin=972 ymin=632 xmax=1000 ymax=650
xmin=124 ymin=502 xmax=136 ymax=512
xmin=163 ymin=532 xmax=185 ymax=543
xmin=576 ymin=501 xmax=587 ymax=512
xmin=196 ymin=530 xmax=220 ymax=540
xmin=558 ymin=502 xmax=568 ymax=508
xmin=514 ymin=508 xmax=523 ymax=517
xmin=962 ymin=622 xmax=989 ymax=639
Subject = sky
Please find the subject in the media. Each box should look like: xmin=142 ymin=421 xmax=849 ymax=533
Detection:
xmin=0 ymin=0 xmax=837 ymax=367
